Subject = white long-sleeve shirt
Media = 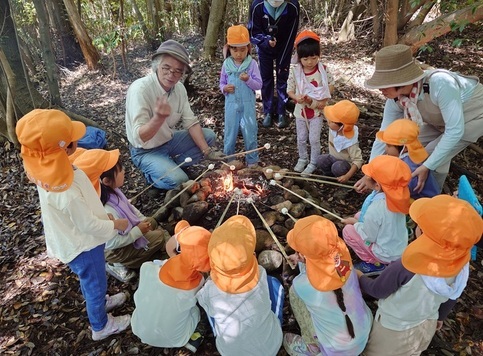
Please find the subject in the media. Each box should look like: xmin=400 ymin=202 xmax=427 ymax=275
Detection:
xmin=37 ymin=168 xmax=116 ymax=263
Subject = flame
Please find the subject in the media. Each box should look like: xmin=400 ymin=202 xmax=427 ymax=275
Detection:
xmin=223 ymin=173 xmax=234 ymax=192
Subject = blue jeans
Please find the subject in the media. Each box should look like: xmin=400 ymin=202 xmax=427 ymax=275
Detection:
xmin=130 ymin=128 xmax=216 ymax=190
xmin=68 ymin=244 xmax=108 ymax=331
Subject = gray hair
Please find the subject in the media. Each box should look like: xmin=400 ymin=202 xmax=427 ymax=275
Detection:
xmin=151 ymin=54 xmax=187 ymax=75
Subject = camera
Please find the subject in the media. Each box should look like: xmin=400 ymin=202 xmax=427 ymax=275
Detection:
xmin=267 ymin=24 xmax=278 ymax=39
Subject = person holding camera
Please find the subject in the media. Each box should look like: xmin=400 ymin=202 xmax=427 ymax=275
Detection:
xmin=248 ymin=0 xmax=300 ymax=129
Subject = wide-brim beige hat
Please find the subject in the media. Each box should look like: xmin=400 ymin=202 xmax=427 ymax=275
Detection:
xmin=365 ymin=44 xmax=426 ymax=89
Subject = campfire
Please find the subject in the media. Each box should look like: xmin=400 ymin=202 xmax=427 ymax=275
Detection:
xmin=208 ymin=170 xmax=269 ymax=202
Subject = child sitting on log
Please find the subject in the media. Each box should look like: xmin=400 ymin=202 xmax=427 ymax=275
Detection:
xmin=284 ymin=215 xmax=373 ymax=355
xmin=196 ymin=215 xmax=284 ymax=356
xmin=73 ymin=149 xmax=170 ymax=283
xmin=131 ymin=220 xmax=211 ymax=353
xmin=342 ymin=155 xmax=411 ymax=276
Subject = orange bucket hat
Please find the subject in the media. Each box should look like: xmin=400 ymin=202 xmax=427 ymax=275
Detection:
xmin=73 ymin=149 xmax=120 ymax=196
xmin=16 ymin=109 xmax=86 ymax=192
xmin=402 ymin=195 xmax=483 ymax=277
xmin=362 ymin=155 xmax=411 ymax=214
xmin=224 ymin=25 xmax=251 ymax=58
xmin=68 ymin=147 xmax=87 ymax=163
xmin=294 ymin=29 xmax=320 ymax=48
xmin=323 ymin=100 xmax=360 ymax=139
xmin=376 ymin=119 xmax=428 ymax=164
xmin=287 ymin=216 xmax=352 ymax=291
xmin=209 ymin=215 xmax=259 ymax=294
xmin=159 ymin=220 xmax=211 ymax=290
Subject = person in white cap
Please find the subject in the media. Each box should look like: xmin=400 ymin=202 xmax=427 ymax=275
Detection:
xmin=125 ymin=39 xmax=225 ymax=191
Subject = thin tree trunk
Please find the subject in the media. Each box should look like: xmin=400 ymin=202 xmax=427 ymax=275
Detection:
xmin=33 ymin=0 xmax=62 ymax=106
xmin=203 ymin=0 xmax=227 ymax=59
xmin=383 ymin=0 xmax=399 ymax=46
xmin=369 ymin=0 xmax=381 ymax=43
xmin=0 ymin=50 xmax=18 ymax=145
xmin=130 ymin=0 xmax=156 ymax=49
xmin=62 ymin=0 xmax=101 ymax=70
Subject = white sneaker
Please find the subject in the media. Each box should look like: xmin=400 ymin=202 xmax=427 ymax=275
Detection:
xmin=105 ymin=292 xmax=127 ymax=312
xmin=105 ymin=263 xmax=136 ymax=283
xmin=294 ymin=159 xmax=308 ymax=172
xmin=91 ymin=313 xmax=131 ymax=341
xmin=301 ymin=163 xmax=317 ymax=177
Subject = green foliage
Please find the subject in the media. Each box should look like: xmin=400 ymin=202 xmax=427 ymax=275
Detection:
xmin=418 ymin=44 xmax=434 ymax=54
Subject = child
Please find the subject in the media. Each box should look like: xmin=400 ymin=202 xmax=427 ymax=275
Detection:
xmin=131 ymin=220 xmax=211 ymax=352
xmin=220 ymin=24 xmax=263 ymax=168
xmin=342 ymin=155 xmax=411 ymax=276
xmin=287 ymin=29 xmax=334 ymax=176
xmin=376 ymin=118 xmax=439 ymax=199
xmin=95 ymin=151 xmax=171 ymax=282
xmin=315 ymin=100 xmax=364 ymax=183
xmin=284 ymin=215 xmax=373 ymax=355
xmin=16 ymin=109 xmax=130 ymax=341
xmin=196 ymin=215 xmax=283 ymax=356
xmin=359 ymin=195 xmax=483 ymax=355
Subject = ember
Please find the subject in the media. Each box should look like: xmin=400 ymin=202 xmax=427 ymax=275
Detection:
xmin=209 ymin=170 xmax=269 ymax=202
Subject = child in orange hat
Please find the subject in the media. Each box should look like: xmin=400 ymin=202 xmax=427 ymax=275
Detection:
xmin=284 ymin=216 xmax=373 ymax=355
xmin=287 ymin=29 xmax=334 ymax=176
xmin=131 ymin=220 xmax=211 ymax=352
xmin=315 ymin=99 xmax=364 ymax=183
xmin=16 ymin=109 xmax=130 ymax=341
xmin=196 ymin=215 xmax=284 ymax=355
xmin=73 ymin=149 xmax=171 ymax=283
xmin=342 ymin=155 xmax=412 ymax=276
xmin=220 ymin=24 xmax=263 ymax=168
xmin=359 ymin=195 xmax=483 ymax=355
xmin=376 ymin=118 xmax=439 ymax=199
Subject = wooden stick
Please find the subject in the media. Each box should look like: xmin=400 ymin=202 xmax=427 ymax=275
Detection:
xmin=281 ymin=207 xmax=297 ymax=222
xmin=153 ymin=164 xmax=215 ymax=216
xmin=130 ymin=157 xmax=192 ymax=202
xmin=223 ymin=143 xmax=270 ymax=160
xmin=270 ymin=180 xmax=344 ymax=221
xmin=249 ymin=200 xmax=297 ymax=270
xmin=216 ymin=189 xmax=238 ymax=228
xmin=277 ymin=174 xmax=354 ymax=189
xmin=236 ymin=191 xmax=241 ymax=215
xmin=269 ymin=169 xmax=343 ymax=181
xmin=221 ymin=161 xmax=236 ymax=170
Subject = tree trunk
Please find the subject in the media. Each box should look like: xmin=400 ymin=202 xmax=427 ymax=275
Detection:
xmin=46 ymin=0 xmax=84 ymax=68
xmin=399 ymin=2 xmax=483 ymax=52
xmin=338 ymin=0 xmax=362 ymax=42
xmin=32 ymin=0 xmax=62 ymax=106
xmin=203 ymin=0 xmax=227 ymax=59
xmin=130 ymin=0 xmax=156 ymax=50
xmin=369 ymin=0 xmax=382 ymax=44
xmin=62 ymin=0 xmax=101 ymax=70
xmin=198 ymin=0 xmax=211 ymax=36
xmin=383 ymin=0 xmax=399 ymax=46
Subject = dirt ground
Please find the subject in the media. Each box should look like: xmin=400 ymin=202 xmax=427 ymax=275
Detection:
xmin=0 ymin=26 xmax=482 ymax=355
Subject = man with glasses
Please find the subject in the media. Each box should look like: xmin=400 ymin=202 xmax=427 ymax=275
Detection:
xmin=126 ymin=40 xmax=224 ymax=192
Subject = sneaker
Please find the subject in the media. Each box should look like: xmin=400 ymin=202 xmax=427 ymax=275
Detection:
xmin=105 ymin=292 xmax=127 ymax=312
xmin=91 ymin=313 xmax=131 ymax=341
xmin=283 ymin=333 xmax=322 ymax=356
xmin=301 ymin=163 xmax=317 ymax=177
xmin=184 ymin=331 xmax=204 ymax=353
xmin=354 ymin=261 xmax=386 ymax=276
xmin=105 ymin=263 xmax=137 ymax=283
xmin=294 ymin=159 xmax=308 ymax=172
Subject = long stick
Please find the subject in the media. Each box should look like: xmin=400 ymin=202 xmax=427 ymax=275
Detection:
xmin=130 ymin=157 xmax=192 ymax=202
xmin=223 ymin=143 xmax=270 ymax=160
xmin=221 ymin=161 xmax=236 ymax=170
xmin=270 ymin=180 xmax=343 ymax=221
xmin=153 ymin=164 xmax=215 ymax=216
xmin=249 ymin=200 xmax=297 ymax=270
xmin=267 ymin=169 xmax=344 ymax=181
xmin=276 ymin=174 xmax=354 ymax=189
xmin=216 ymin=189 xmax=238 ymax=228
xmin=281 ymin=207 xmax=297 ymax=222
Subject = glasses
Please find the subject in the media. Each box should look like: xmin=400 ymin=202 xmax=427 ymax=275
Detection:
xmin=160 ymin=65 xmax=184 ymax=77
